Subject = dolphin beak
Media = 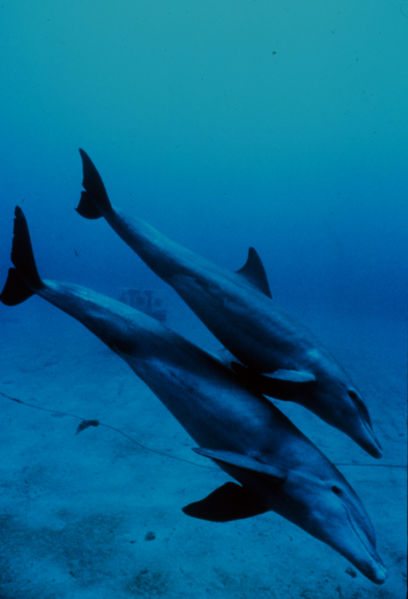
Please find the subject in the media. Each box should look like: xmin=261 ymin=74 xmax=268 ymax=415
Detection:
xmin=356 ymin=545 xmax=387 ymax=584
xmin=360 ymin=424 xmax=383 ymax=459
xmin=367 ymin=555 xmax=387 ymax=585
xmin=345 ymin=502 xmax=387 ymax=584
xmin=367 ymin=439 xmax=382 ymax=459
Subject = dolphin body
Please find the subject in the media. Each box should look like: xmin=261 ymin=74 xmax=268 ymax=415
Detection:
xmin=75 ymin=150 xmax=382 ymax=459
xmin=0 ymin=207 xmax=386 ymax=584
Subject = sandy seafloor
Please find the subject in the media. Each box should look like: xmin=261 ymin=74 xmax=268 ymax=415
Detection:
xmin=0 ymin=291 xmax=406 ymax=599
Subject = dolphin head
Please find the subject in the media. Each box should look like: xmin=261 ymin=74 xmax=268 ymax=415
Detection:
xmin=312 ymin=361 xmax=382 ymax=458
xmin=285 ymin=470 xmax=387 ymax=584
xmin=341 ymin=386 xmax=382 ymax=458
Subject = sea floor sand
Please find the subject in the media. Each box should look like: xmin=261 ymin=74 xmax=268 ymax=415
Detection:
xmin=0 ymin=298 xmax=406 ymax=598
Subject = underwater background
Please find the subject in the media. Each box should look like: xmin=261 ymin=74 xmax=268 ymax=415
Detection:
xmin=0 ymin=1 xmax=406 ymax=598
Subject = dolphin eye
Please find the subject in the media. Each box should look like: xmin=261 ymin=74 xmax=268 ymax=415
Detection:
xmin=331 ymin=485 xmax=342 ymax=495
xmin=348 ymin=389 xmax=358 ymax=401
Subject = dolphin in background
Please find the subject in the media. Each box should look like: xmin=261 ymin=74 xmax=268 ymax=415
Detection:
xmin=75 ymin=150 xmax=382 ymax=459
xmin=0 ymin=206 xmax=386 ymax=584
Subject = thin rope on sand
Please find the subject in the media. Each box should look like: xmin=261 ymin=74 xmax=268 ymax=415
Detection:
xmin=1 ymin=389 xmax=406 ymax=470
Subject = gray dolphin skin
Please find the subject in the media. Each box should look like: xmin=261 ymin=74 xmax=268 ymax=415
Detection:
xmin=75 ymin=150 xmax=382 ymax=459
xmin=0 ymin=207 xmax=386 ymax=584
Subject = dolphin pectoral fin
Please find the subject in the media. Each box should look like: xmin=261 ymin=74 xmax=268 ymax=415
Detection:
xmin=193 ymin=447 xmax=287 ymax=481
xmin=182 ymin=482 xmax=268 ymax=522
xmin=267 ymin=369 xmax=316 ymax=384
xmin=261 ymin=369 xmax=317 ymax=400
xmin=236 ymin=247 xmax=272 ymax=298
xmin=231 ymin=363 xmax=316 ymax=400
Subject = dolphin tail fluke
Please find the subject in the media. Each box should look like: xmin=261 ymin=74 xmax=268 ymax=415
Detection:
xmin=1 ymin=206 xmax=43 ymax=305
xmin=76 ymin=149 xmax=113 ymax=219
xmin=1 ymin=268 xmax=35 ymax=305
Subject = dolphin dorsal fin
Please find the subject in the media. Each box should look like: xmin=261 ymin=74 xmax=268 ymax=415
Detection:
xmin=236 ymin=247 xmax=272 ymax=298
xmin=193 ymin=447 xmax=286 ymax=481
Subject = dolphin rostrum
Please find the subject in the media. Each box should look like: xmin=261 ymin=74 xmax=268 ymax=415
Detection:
xmin=0 ymin=206 xmax=386 ymax=584
xmin=75 ymin=150 xmax=382 ymax=459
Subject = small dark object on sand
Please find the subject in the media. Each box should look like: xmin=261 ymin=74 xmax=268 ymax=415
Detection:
xmin=76 ymin=419 xmax=100 ymax=434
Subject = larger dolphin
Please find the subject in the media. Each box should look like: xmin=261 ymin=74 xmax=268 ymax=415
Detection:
xmin=75 ymin=150 xmax=382 ymax=458
xmin=0 ymin=207 xmax=386 ymax=584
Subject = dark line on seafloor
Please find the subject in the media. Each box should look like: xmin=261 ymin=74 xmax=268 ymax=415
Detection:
xmin=0 ymin=389 xmax=216 ymax=470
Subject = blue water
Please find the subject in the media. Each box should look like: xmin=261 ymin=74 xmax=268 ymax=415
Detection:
xmin=0 ymin=2 xmax=406 ymax=598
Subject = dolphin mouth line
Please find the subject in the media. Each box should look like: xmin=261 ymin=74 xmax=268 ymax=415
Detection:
xmin=362 ymin=419 xmax=382 ymax=456
xmin=343 ymin=503 xmax=377 ymax=567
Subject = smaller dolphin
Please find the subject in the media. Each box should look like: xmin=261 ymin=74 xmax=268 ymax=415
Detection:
xmin=0 ymin=207 xmax=386 ymax=584
xmin=75 ymin=150 xmax=382 ymax=458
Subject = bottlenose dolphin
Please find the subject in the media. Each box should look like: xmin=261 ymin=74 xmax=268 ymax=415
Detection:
xmin=0 ymin=207 xmax=386 ymax=584
xmin=75 ymin=150 xmax=382 ymax=458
